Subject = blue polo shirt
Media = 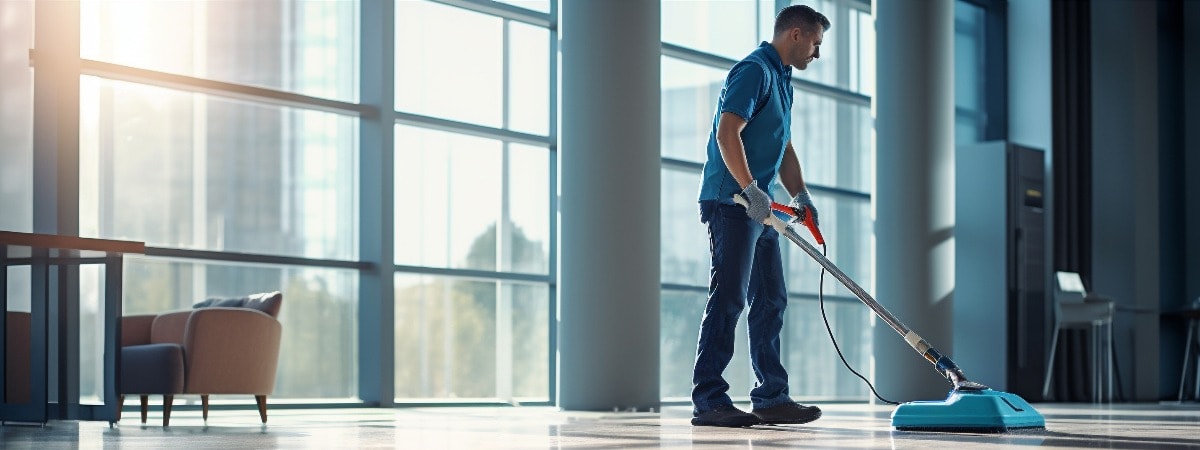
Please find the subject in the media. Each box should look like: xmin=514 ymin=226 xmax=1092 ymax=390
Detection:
xmin=697 ymin=41 xmax=793 ymax=203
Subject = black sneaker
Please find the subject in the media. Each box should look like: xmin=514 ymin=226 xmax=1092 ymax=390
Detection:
xmin=691 ymin=404 xmax=761 ymax=427
xmin=751 ymin=401 xmax=822 ymax=425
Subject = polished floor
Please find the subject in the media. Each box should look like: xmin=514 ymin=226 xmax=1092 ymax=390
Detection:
xmin=3 ymin=402 xmax=1199 ymax=449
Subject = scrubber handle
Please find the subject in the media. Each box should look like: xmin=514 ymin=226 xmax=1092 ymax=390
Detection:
xmin=734 ymin=193 xmax=987 ymax=391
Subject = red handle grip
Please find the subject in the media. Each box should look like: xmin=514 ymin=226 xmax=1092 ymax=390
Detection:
xmin=770 ymin=202 xmax=825 ymax=245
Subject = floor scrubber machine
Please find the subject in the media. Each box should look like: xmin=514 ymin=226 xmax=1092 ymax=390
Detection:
xmin=734 ymin=194 xmax=1046 ymax=432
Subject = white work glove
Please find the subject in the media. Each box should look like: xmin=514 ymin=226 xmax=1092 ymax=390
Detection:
xmin=790 ymin=190 xmax=819 ymax=226
xmin=740 ymin=182 xmax=772 ymax=223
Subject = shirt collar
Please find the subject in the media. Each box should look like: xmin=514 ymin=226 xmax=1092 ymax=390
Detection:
xmin=758 ymin=41 xmax=790 ymax=77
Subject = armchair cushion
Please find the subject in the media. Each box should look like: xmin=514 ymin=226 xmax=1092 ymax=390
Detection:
xmin=121 ymin=343 xmax=185 ymax=394
xmin=193 ymin=291 xmax=282 ymax=318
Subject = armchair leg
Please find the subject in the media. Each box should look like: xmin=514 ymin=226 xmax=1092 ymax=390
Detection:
xmin=255 ymin=395 xmax=268 ymax=424
xmin=117 ymin=395 xmax=124 ymax=422
xmin=140 ymin=395 xmax=148 ymax=424
xmin=162 ymin=395 xmax=174 ymax=427
xmin=202 ymin=395 xmax=210 ymax=421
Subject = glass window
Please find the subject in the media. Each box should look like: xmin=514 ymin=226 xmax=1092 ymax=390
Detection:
xmin=783 ymin=298 xmax=871 ymax=400
xmin=505 ymin=144 xmax=551 ymax=274
xmin=78 ymin=76 xmax=359 ymax=260
xmin=80 ymin=0 xmax=359 ymax=102
xmin=661 ymin=57 xmax=726 ymax=164
xmin=660 ymin=289 xmax=752 ymax=401
xmin=663 ymin=0 xmax=758 ymax=61
xmin=122 ymin=257 xmax=359 ymax=400
xmin=661 ymin=168 xmax=709 ymax=286
xmin=789 ymin=98 xmax=872 ymax=193
xmin=1 ymin=0 xmax=33 ymax=233
xmin=508 ymin=22 xmax=550 ymax=136
xmin=395 ymin=274 xmax=549 ymax=401
xmin=396 ymin=1 xmax=503 ymax=128
xmin=955 ymin=1 xmax=987 ymax=145
xmin=783 ymin=194 xmax=872 ymax=298
xmin=759 ymin=0 xmax=872 ymax=95
xmin=394 ymin=126 xmax=549 ymax=274
xmin=78 ymin=264 xmax=112 ymax=404
xmin=852 ymin=8 xmax=875 ymax=97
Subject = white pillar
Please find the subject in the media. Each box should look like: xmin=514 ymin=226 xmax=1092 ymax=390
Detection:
xmin=874 ymin=0 xmax=956 ymax=402
xmin=558 ymin=0 xmax=661 ymax=410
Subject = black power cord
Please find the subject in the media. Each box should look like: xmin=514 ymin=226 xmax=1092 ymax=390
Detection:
xmin=815 ymin=242 xmax=900 ymax=406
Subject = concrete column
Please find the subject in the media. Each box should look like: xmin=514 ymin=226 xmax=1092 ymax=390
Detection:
xmin=358 ymin=0 xmax=395 ymax=406
xmin=33 ymin=0 xmax=80 ymax=236
xmin=557 ymin=1 xmax=661 ymax=410
xmin=874 ymin=0 xmax=956 ymax=402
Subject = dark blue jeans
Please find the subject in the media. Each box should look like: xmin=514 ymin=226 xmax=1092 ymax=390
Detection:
xmin=692 ymin=201 xmax=791 ymax=414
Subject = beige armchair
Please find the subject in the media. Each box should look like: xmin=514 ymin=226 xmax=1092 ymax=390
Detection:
xmin=120 ymin=292 xmax=283 ymax=426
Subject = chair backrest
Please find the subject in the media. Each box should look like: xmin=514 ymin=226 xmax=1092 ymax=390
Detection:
xmin=1055 ymin=271 xmax=1088 ymax=304
xmin=192 ymin=291 xmax=283 ymax=318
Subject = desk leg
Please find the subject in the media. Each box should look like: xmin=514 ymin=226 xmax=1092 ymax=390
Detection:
xmin=30 ymin=249 xmax=49 ymax=422
xmin=56 ymin=264 xmax=81 ymax=420
xmin=1 ymin=245 xmax=7 ymax=404
xmin=102 ymin=255 xmax=121 ymax=422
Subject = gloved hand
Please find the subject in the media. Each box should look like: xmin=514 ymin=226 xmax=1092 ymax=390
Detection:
xmin=790 ymin=190 xmax=819 ymax=227
xmin=740 ymin=182 xmax=772 ymax=223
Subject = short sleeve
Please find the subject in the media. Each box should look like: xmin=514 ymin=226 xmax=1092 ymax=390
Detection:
xmin=720 ymin=61 xmax=769 ymax=122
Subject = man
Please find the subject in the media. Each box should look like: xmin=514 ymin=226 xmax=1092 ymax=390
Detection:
xmin=691 ymin=4 xmax=830 ymax=428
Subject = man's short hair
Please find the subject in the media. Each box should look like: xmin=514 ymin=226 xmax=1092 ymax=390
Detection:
xmin=774 ymin=4 xmax=831 ymax=36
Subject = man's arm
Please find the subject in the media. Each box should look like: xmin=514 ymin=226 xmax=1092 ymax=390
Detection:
xmin=716 ymin=112 xmax=753 ymax=189
xmin=778 ymin=141 xmax=809 ymax=197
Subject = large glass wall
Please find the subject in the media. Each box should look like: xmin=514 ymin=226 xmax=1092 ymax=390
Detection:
xmin=955 ymin=0 xmax=1006 ymax=145
xmin=0 ymin=0 xmax=33 ymax=234
xmin=955 ymin=1 xmax=988 ymax=144
xmin=77 ymin=0 xmax=361 ymax=401
xmin=12 ymin=0 xmax=876 ymax=407
xmin=393 ymin=1 xmax=553 ymax=403
xmin=660 ymin=0 xmax=876 ymax=402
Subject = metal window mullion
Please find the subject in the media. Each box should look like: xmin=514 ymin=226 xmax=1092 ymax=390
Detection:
xmin=495 ymin=18 xmax=514 ymax=402
xmin=393 ymin=111 xmax=550 ymax=147
xmin=661 ymin=283 xmax=862 ymax=305
xmin=60 ymin=57 xmax=372 ymax=118
xmin=191 ymin=0 xmax=210 ymax=309
xmin=546 ymin=0 xmax=560 ymax=405
xmin=141 ymin=247 xmax=367 ymax=270
xmin=660 ymin=43 xmax=871 ymax=107
xmin=660 ymin=157 xmax=871 ymax=200
xmin=842 ymin=0 xmax=872 ymax=14
xmin=431 ymin=0 xmax=552 ymax=28
xmin=394 ymin=264 xmax=551 ymax=285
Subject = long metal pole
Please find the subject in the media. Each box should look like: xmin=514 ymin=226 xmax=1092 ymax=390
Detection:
xmin=732 ymin=196 xmax=984 ymax=391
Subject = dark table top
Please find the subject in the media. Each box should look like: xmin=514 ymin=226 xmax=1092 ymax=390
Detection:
xmin=0 ymin=230 xmax=144 ymax=258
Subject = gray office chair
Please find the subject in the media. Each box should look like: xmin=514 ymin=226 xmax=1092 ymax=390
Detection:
xmin=1043 ymin=271 xmax=1115 ymax=402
